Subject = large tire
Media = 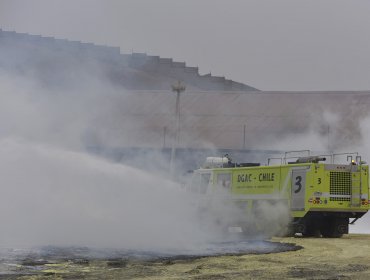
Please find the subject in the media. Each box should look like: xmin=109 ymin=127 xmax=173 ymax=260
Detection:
xmin=303 ymin=226 xmax=321 ymax=237
xmin=301 ymin=219 xmax=321 ymax=237
xmin=321 ymin=225 xmax=342 ymax=238
xmin=320 ymin=218 xmax=347 ymax=238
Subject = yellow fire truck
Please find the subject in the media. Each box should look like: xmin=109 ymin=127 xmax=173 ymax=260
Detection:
xmin=189 ymin=151 xmax=369 ymax=237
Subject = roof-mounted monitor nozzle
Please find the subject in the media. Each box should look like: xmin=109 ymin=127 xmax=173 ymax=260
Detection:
xmin=296 ymin=156 xmax=326 ymax=164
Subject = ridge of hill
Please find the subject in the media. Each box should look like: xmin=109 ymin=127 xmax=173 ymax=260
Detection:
xmin=0 ymin=29 xmax=258 ymax=91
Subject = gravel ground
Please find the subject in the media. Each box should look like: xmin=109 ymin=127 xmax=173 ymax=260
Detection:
xmin=1 ymin=234 xmax=370 ymax=279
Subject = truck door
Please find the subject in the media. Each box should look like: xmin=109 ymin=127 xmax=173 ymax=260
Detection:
xmin=200 ymin=173 xmax=211 ymax=194
xmin=216 ymin=172 xmax=232 ymax=191
xmin=291 ymin=169 xmax=306 ymax=211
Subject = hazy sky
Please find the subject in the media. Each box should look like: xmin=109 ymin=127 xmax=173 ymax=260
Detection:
xmin=1 ymin=0 xmax=370 ymax=91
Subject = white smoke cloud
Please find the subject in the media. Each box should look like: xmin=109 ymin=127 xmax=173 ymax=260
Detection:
xmin=0 ymin=69 xmax=295 ymax=250
xmin=0 ymin=71 xmax=209 ymax=249
xmin=0 ymin=138 xmax=211 ymax=250
xmin=0 ymin=66 xmax=255 ymax=253
xmin=198 ymin=192 xmax=291 ymax=239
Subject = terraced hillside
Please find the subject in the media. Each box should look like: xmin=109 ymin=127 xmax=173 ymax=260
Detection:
xmin=0 ymin=29 xmax=257 ymax=91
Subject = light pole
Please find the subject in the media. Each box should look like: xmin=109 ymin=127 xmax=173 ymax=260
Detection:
xmin=243 ymin=123 xmax=246 ymax=149
xmin=169 ymin=81 xmax=186 ymax=176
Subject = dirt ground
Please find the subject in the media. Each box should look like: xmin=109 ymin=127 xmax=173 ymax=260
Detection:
xmin=2 ymin=234 xmax=370 ymax=280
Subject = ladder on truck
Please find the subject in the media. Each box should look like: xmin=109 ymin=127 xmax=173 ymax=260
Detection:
xmin=350 ymin=156 xmax=362 ymax=207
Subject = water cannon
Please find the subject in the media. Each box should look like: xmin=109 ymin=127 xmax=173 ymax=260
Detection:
xmin=296 ymin=156 xmax=326 ymax=164
xmin=202 ymin=157 xmax=229 ymax=168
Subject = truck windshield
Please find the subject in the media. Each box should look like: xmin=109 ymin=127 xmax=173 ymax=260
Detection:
xmin=188 ymin=172 xmax=211 ymax=194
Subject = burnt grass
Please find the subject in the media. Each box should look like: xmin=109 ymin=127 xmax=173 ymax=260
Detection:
xmin=0 ymin=240 xmax=301 ymax=278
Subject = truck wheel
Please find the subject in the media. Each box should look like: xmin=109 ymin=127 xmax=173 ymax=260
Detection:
xmin=303 ymin=226 xmax=321 ymax=237
xmin=321 ymin=218 xmax=347 ymax=238
xmin=299 ymin=219 xmax=320 ymax=237
xmin=321 ymin=225 xmax=342 ymax=238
